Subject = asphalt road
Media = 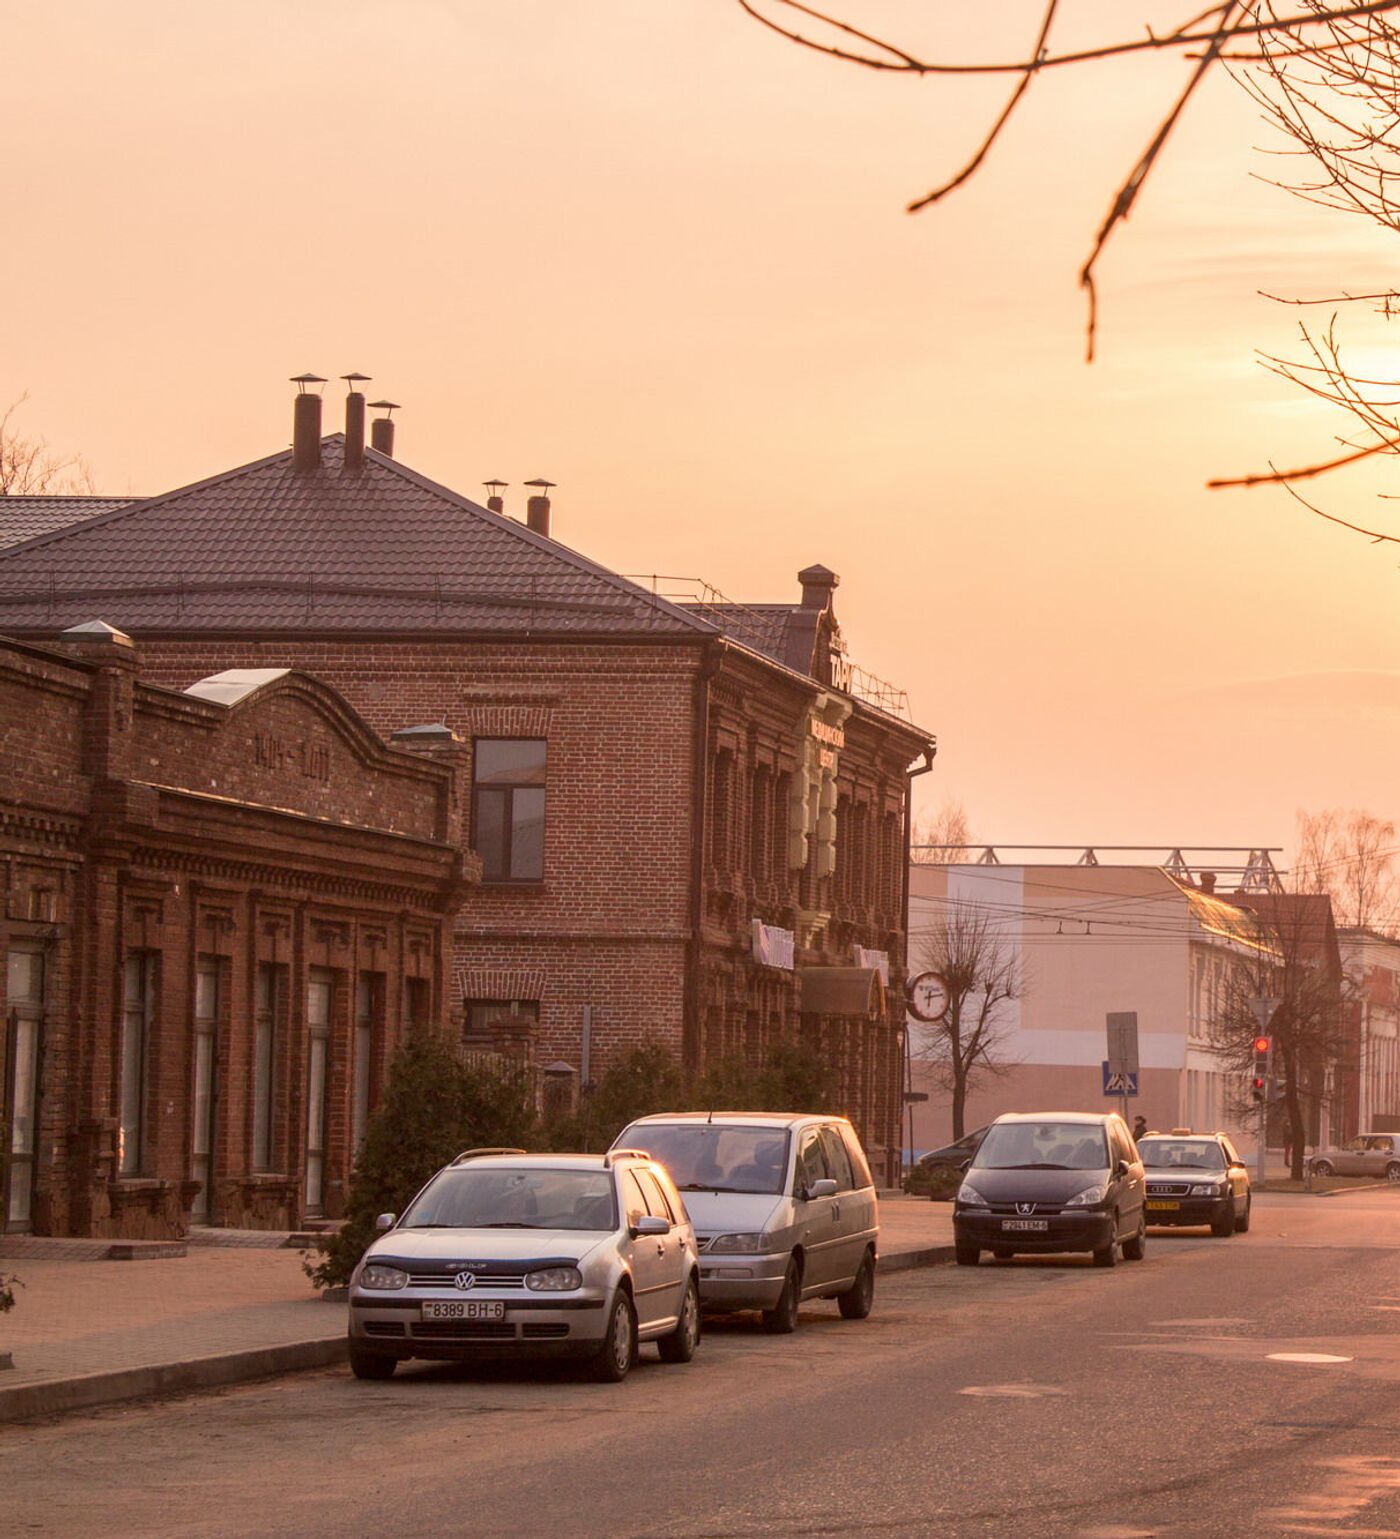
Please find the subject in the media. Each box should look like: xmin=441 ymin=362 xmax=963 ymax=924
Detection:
xmin=8 ymin=1190 xmax=1400 ymax=1539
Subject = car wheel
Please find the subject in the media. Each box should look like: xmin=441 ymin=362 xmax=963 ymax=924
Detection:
xmin=955 ymin=1242 xmax=980 ymax=1267
xmin=658 ymin=1277 xmax=701 ymax=1363
xmin=1312 ymin=1159 xmax=1334 ymax=1177
xmin=1122 ymin=1216 xmax=1147 ymax=1262
xmin=1211 ymin=1201 xmax=1236 ymax=1237
xmin=838 ymin=1250 xmax=876 ymax=1320
xmin=1387 ymin=1163 xmax=1400 ymax=1184
xmin=590 ymin=1291 xmax=637 ymax=1382
xmin=349 ymin=1345 xmax=396 ymax=1381
xmin=1092 ymin=1232 xmax=1119 ymax=1268
xmin=762 ymin=1258 xmax=802 ymax=1334
xmin=1236 ymin=1196 xmax=1252 ymax=1233
xmin=992 ymin=1247 xmax=1013 ymax=1261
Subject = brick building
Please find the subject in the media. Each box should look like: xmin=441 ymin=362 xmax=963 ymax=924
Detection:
xmin=0 ymin=384 xmax=936 ymax=1182
xmin=0 ymin=622 xmax=470 ymax=1237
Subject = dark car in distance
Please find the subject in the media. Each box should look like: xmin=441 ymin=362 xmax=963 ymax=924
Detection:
xmin=952 ymin=1112 xmax=1147 ymax=1269
xmin=1139 ymin=1132 xmax=1251 ymax=1236
xmin=916 ymin=1127 xmax=989 ymax=1173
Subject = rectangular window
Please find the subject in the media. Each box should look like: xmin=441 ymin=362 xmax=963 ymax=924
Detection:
xmin=5 ymin=946 xmax=45 ymax=1231
xmin=305 ymin=970 xmax=333 ymax=1218
xmin=473 ymin=738 xmax=547 ymax=882
xmin=352 ymin=972 xmax=384 ymax=1154
xmin=189 ymin=961 xmax=220 ymax=1223
xmin=404 ymin=976 xmax=430 ymax=1034
xmin=120 ymin=954 xmax=156 ymax=1177
xmin=464 ymin=999 xmax=540 ymax=1049
xmin=252 ymin=963 xmax=283 ymax=1172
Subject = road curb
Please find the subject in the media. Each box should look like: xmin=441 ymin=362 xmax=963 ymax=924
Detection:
xmin=878 ymin=1244 xmax=956 ymax=1273
xmin=0 ymin=1336 xmax=347 ymax=1425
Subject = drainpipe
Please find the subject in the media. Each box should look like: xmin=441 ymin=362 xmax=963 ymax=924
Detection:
xmin=901 ymin=742 xmax=938 ymax=1175
xmin=685 ymin=640 xmax=725 ymax=1074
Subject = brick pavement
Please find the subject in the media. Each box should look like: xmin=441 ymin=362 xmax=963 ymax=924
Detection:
xmin=0 ymin=1199 xmax=954 ymax=1420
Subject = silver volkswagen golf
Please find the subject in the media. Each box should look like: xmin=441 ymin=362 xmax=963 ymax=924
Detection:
xmin=348 ymin=1149 xmax=701 ymax=1382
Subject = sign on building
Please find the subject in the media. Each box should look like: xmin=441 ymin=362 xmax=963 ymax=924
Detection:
xmin=855 ymin=946 xmax=890 ymax=984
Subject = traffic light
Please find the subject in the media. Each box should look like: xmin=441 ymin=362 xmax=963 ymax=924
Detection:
xmin=1251 ymin=1035 xmax=1271 ymax=1104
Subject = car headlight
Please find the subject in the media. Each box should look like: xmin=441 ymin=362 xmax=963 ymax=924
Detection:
xmin=1064 ymin=1183 xmax=1109 ymax=1207
xmin=708 ymin=1232 xmax=769 ymax=1253
xmin=955 ymin=1182 xmax=988 ymax=1206
xmin=525 ymin=1266 xmax=583 ymax=1291
xmin=359 ymin=1263 xmax=408 ymax=1291
xmin=1189 ymin=1183 xmax=1226 ymax=1197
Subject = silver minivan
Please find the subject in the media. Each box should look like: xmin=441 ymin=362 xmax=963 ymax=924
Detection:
xmin=612 ymin=1112 xmax=878 ymax=1332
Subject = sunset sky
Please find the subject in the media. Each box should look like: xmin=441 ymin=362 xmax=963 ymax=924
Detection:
xmin=7 ymin=2 xmax=1400 ymax=865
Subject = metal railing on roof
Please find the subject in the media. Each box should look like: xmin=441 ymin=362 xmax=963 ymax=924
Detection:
xmin=910 ymin=845 xmax=1286 ymax=893
xmin=625 ymin=573 xmax=912 ymax=722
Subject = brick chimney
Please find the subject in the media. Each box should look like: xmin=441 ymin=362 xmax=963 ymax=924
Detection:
xmin=369 ymin=400 xmax=398 ymax=458
xmin=524 ymin=478 xmax=555 ymax=538
xmin=798 ymin=564 xmax=839 ymax=611
xmin=290 ymin=374 xmax=326 ymax=471
xmin=342 ymin=373 xmax=371 ymax=472
xmin=483 ymin=480 xmax=508 ymax=515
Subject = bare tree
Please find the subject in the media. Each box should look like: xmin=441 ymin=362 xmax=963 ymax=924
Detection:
xmin=914 ymin=899 xmax=1021 ymax=1139
xmin=1292 ymin=807 xmax=1398 ymax=933
xmin=1212 ymin=893 xmax=1351 ymax=1178
xmin=911 ymin=796 xmax=971 ymax=864
xmin=0 ymin=394 xmax=93 ymax=496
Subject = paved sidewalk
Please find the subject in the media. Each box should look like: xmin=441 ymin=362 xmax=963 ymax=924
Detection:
xmin=0 ymin=1198 xmax=954 ymax=1423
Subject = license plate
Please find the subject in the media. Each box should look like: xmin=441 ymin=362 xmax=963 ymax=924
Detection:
xmin=1001 ymin=1219 xmax=1049 ymax=1232
xmin=1146 ymin=1200 xmax=1180 ymax=1211
xmin=421 ymin=1300 xmax=505 ymax=1321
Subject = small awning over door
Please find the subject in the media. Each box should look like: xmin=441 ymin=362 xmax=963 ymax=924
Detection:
xmin=798 ymin=966 xmax=886 ymax=1018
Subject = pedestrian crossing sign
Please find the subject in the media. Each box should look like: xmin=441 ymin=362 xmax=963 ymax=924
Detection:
xmin=1101 ymin=1062 xmax=1139 ymax=1096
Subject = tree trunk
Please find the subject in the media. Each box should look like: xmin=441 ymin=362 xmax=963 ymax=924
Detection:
xmin=950 ymin=1061 xmax=966 ymax=1142
xmin=1284 ymin=1076 xmax=1308 ymax=1182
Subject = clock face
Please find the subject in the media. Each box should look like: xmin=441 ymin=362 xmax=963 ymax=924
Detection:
xmin=907 ymin=970 xmax=949 ymax=1023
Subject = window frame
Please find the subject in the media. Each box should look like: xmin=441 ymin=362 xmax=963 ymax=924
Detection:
xmin=251 ymin=961 xmax=283 ymax=1173
xmin=471 ymin=737 xmax=547 ymax=884
xmin=119 ymin=952 xmax=156 ymax=1178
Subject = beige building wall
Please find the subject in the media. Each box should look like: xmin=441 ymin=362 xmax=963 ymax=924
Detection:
xmin=907 ymin=864 xmax=1263 ymax=1157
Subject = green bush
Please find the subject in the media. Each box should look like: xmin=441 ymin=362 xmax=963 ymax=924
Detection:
xmin=540 ymin=1042 xmax=688 ymax=1153
xmin=307 ymin=1034 xmax=535 ymax=1288
xmin=904 ymin=1163 xmax=961 ymax=1201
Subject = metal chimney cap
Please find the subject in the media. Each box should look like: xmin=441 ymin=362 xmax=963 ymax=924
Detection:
xmin=367 ymin=399 xmax=399 ymax=413
xmin=524 ymin=478 xmax=556 ymax=490
xmin=60 ymin=618 xmax=135 ymax=646
xmin=290 ymin=373 xmax=327 ymax=392
xmin=340 ymin=372 xmax=372 ymax=385
xmin=483 ymin=478 xmax=508 ymax=491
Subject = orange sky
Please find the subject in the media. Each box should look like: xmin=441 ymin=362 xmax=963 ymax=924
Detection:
xmin=7 ymin=2 xmax=1400 ymax=863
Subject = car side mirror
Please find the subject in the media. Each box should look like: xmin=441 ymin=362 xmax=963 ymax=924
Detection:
xmin=632 ymin=1215 xmax=670 ymax=1238
xmin=375 ymin=1212 xmax=396 ymax=1232
xmin=807 ymin=1178 xmax=838 ymax=1200
xmin=1114 ymin=1159 xmax=1130 ymax=1179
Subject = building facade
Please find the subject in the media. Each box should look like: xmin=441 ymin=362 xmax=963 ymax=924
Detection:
xmin=1337 ymin=928 xmax=1400 ymax=1139
xmin=0 ymin=386 xmax=935 ymax=1183
xmin=1 ymin=623 xmax=470 ymax=1237
xmin=906 ymin=861 xmax=1278 ymax=1157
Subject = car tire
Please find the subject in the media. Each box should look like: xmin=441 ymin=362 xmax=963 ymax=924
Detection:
xmin=1211 ymin=1202 xmax=1236 ymax=1238
xmin=1236 ymin=1196 xmax=1252 ymax=1233
xmin=762 ymin=1259 xmax=801 ymax=1334
xmin=955 ymin=1242 xmax=980 ymax=1267
xmin=838 ymin=1250 xmax=876 ymax=1320
xmin=1387 ymin=1163 xmax=1400 ymax=1185
xmin=590 ymin=1291 xmax=637 ymax=1382
xmin=658 ymin=1277 xmax=701 ymax=1363
xmin=1122 ymin=1217 xmax=1147 ymax=1262
xmin=992 ymin=1247 xmax=1013 ymax=1261
xmin=1312 ymin=1159 xmax=1334 ymax=1177
xmin=1092 ymin=1232 xmax=1118 ymax=1268
xmin=349 ymin=1345 xmax=396 ymax=1381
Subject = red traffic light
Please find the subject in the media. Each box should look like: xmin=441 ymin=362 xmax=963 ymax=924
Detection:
xmin=1252 ymin=1076 xmax=1266 ymax=1090
xmin=1252 ymin=1036 xmax=1271 ymax=1055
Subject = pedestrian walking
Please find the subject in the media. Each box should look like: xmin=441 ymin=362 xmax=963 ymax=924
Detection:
xmin=1132 ymin=1115 xmax=1149 ymax=1144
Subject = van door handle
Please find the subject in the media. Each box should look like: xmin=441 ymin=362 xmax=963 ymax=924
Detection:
xmin=832 ymin=1201 xmax=841 ymax=1221
xmin=656 ymin=1243 xmax=666 ymax=1257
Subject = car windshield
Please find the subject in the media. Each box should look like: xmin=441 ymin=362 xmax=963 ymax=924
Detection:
xmin=971 ymin=1121 xmax=1108 ymax=1171
xmin=1138 ymin=1139 xmax=1225 ymax=1171
xmin=401 ymin=1167 xmax=617 ymax=1232
xmin=620 ymin=1124 xmax=791 ymax=1195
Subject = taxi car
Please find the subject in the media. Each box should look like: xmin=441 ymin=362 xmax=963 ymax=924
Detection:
xmin=1138 ymin=1130 xmax=1252 ymax=1236
xmin=348 ymin=1148 xmax=701 ymax=1383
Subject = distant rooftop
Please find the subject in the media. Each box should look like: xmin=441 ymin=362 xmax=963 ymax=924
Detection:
xmin=0 ymin=495 xmax=135 ymax=550
xmin=912 ymin=845 xmax=1285 ymax=894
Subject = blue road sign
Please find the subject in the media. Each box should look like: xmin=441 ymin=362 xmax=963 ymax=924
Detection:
xmin=1101 ymin=1061 xmax=1139 ymax=1097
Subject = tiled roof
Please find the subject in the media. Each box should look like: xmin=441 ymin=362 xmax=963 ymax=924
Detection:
xmin=0 ymin=439 xmax=711 ymax=638
xmin=679 ymin=603 xmax=797 ymax=665
xmin=0 ymin=496 xmax=134 ymax=550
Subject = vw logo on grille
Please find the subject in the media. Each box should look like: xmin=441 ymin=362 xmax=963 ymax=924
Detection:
xmin=453 ymin=1270 xmax=478 ymax=1291
xmin=1015 ymin=1202 xmax=1036 ymax=1216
